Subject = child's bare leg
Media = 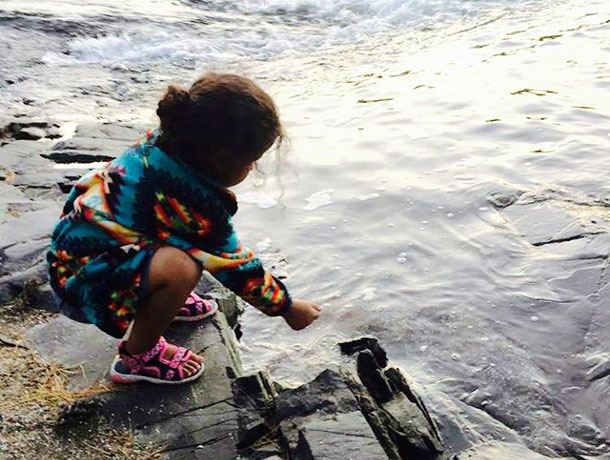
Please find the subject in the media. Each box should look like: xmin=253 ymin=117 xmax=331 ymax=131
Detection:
xmin=125 ymin=246 xmax=203 ymax=377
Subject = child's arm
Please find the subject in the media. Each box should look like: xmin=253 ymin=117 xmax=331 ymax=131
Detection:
xmin=156 ymin=205 xmax=320 ymax=325
xmin=192 ymin=231 xmax=321 ymax=329
xmin=201 ymin=232 xmax=293 ymax=317
xmin=148 ymin=177 xmax=320 ymax=327
xmin=207 ymin=240 xmax=321 ymax=329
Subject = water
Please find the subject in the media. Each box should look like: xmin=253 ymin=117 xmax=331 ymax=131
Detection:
xmin=1 ymin=0 xmax=609 ymax=458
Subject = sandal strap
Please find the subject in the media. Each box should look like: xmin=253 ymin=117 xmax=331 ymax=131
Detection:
xmin=118 ymin=337 xmax=196 ymax=381
xmin=118 ymin=336 xmax=167 ymax=374
xmin=167 ymin=346 xmax=187 ymax=368
xmin=179 ymin=292 xmax=215 ymax=316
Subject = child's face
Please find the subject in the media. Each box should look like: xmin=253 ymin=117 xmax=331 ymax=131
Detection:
xmin=221 ymin=160 xmax=254 ymax=187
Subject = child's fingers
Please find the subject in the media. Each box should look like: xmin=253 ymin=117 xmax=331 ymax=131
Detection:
xmin=312 ymin=304 xmax=322 ymax=312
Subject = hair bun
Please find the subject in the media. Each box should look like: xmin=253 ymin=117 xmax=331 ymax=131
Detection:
xmin=156 ymin=85 xmax=192 ymax=134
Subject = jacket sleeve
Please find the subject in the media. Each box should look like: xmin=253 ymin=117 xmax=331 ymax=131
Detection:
xmin=152 ymin=190 xmax=292 ymax=316
xmin=201 ymin=224 xmax=292 ymax=316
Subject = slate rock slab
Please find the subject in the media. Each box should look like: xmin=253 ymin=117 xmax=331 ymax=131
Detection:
xmin=295 ymin=412 xmax=389 ymax=460
xmin=0 ymin=139 xmax=58 ymax=180
xmin=503 ymin=201 xmax=588 ymax=246
xmin=27 ymin=310 xmax=244 ymax=460
xmin=0 ymin=118 xmax=62 ymax=142
xmin=0 ymin=202 xmax=61 ymax=304
xmin=48 ymin=122 xmax=146 ymax=163
xmin=232 ymin=337 xmax=451 ymax=460
xmin=25 ymin=315 xmax=117 ymax=389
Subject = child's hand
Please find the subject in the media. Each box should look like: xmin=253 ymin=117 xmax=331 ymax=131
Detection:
xmin=283 ymin=299 xmax=321 ymax=330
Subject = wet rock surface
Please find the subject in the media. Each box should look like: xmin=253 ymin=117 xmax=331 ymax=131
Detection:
xmin=26 ymin=289 xmax=451 ymax=459
xmin=231 ymin=337 xmax=449 ymax=460
xmin=448 ymin=189 xmax=610 ymax=457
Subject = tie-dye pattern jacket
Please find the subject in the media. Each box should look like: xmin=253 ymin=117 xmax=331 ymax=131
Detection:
xmin=47 ymin=130 xmax=291 ymax=338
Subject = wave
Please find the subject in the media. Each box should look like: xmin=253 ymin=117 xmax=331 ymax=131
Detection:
xmin=36 ymin=0 xmax=546 ymax=66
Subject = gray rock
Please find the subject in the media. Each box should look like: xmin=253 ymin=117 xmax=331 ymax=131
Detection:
xmin=548 ymin=262 xmax=605 ymax=296
xmin=353 ymin=358 xmax=447 ymax=460
xmin=503 ymin=201 xmax=587 ymax=246
xmin=269 ymin=348 xmax=448 ymax=460
xmin=71 ymin=123 xmax=146 ymax=142
xmin=295 ymin=412 xmax=389 ymax=460
xmin=276 ymin=369 xmax=361 ymax=421
xmin=28 ymin=309 xmax=244 ymax=460
xmin=0 ymin=119 xmax=62 ymax=141
xmin=15 ymin=126 xmax=47 ymax=141
xmin=0 ymin=139 xmax=54 ymax=175
xmin=460 ymin=441 xmax=561 ymax=460
xmin=587 ymin=356 xmax=610 ymax=382
xmin=46 ymin=123 xmax=146 ymax=163
xmin=0 ymin=203 xmax=60 ymax=303
xmin=26 ymin=301 xmax=451 ymax=460
xmin=340 ymin=336 xmax=388 ymax=367
xmin=487 ymin=189 xmax=523 ymax=208
xmin=357 ymin=349 xmax=394 ymax=403
xmin=0 ymin=140 xmax=66 ymax=201
xmin=539 ymin=233 xmax=610 ymax=260
xmin=0 ymin=181 xmax=26 ymax=206
xmin=41 ymin=151 xmax=114 ymax=163
xmin=233 ymin=372 xmax=277 ymax=452
xmin=25 ymin=315 xmax=117 ymax=390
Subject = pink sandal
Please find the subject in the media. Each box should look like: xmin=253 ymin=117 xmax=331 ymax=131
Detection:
xmin=110 ymin=336 xmax=204 ymax=385
xmin=173 ymin=291 xmax=218 ymax=322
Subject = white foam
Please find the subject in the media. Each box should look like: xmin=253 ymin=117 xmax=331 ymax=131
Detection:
xmin=304 ymin=189 xmax=334 ymax=211
xmin=238 ymin=191 xmax=278 ymax=209
xmin=360 ymin=287 xmax=377 ymax=301
xmin=233 ymin=0 xmax=525 ymax=29
xmin=358 ymin=193 xmax=380 ymax=201
xmin=58 ymin=122 xmax=78 ymax=140
xmin=42 ymin=32 xmax=239 ymax=67
xmin=256 ymin=238 xmax=273 ymax=253
xmin=39 ymin=0 xmax=542 ymax=67
xmin=53 ymin=161 xmax=108 ymax=170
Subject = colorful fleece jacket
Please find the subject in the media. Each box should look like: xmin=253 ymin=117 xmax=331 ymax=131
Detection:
xmin=47 ymin=130 xmax=291 ymax=338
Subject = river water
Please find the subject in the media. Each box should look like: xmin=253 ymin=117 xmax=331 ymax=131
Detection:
xmin=1 ymin=0 xmax=609 ymax=458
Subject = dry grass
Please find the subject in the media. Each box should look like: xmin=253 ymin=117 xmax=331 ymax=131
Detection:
xmin=9 ymin=353 xmax=111 ymax=407
xmin=0 ymin=302 xmax=164 ymax=460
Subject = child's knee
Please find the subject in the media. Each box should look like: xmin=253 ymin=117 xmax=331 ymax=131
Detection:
xmin=148 ymin=246 xmax=201 ymax=291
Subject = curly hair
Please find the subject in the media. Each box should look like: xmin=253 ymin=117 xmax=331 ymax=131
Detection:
xmin=155 ymin=73 xmax=284 ymax=183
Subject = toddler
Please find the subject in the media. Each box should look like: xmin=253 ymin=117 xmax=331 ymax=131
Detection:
xmin=47 ymin=73 xmax=321 ymax=384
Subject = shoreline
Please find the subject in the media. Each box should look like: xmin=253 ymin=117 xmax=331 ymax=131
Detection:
xmin=1 ymin=275 xmax=450 ymax=460
xmin=0 ymin=115 xmax=608 ymax=459
xmin=1 ymin=0 xmax=609 ymax=457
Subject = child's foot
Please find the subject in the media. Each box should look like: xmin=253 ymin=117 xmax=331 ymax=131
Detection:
xmin=110 ymin=336 xmax=204 ymax=384
xmin=173 ymin=291 xmax=218 ymax=322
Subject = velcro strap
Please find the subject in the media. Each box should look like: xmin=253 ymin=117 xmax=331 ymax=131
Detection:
xmin=169 ymin=346 xmax=187 ymax=369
